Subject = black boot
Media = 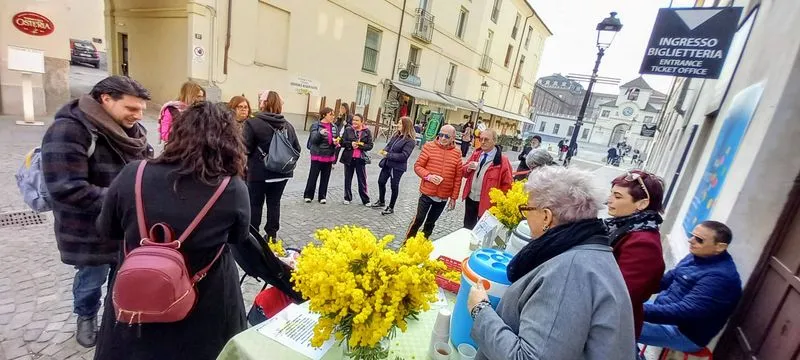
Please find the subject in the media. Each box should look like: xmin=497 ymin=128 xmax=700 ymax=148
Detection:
xmin=369 ymin=201 xmax=385 ymax=208
xmin=76 ymin=315 xmax=97 ymax=348
xmin=381 ymin=207 xmax=394 ymax=215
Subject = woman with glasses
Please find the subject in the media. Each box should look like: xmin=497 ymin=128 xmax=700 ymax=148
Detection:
xmin=605 ymin=170 xmax=666 ymax=342
xmin=340 ymin=114 xmax=373 ymax=206
xmin=304 ymin=107 xmax=339 ymax=204
xmin=227 ymin=95 xmax=251 ymax=129
xmin=370 ymin=116 xmax=416 ymax=215
xmin=467 ymin=166 xmax=635 ymax=360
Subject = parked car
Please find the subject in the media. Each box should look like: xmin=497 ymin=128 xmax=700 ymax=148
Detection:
xmin=70 ymin=39 xmax=99 ymax=68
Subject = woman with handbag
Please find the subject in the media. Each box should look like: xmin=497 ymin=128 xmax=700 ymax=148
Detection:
xmin=369 ymin=116 xmax=416 ymax=215
xmin=304 ymin=107 xmax=339 ymax=204
xmin=340 ymin=114 xmax=374 ymax=205
xmin=94 ymin=102 xmax=249 ymax=360
xmin=243 ymin=91 xmax=301 ymax=240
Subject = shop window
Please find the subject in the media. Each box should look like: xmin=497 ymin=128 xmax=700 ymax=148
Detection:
xmin=355 ymin=83 xmax=374 ymax=108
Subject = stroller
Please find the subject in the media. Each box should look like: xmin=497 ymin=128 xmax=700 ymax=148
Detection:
xmin=230 ymin=226 xmax=304 ymax=325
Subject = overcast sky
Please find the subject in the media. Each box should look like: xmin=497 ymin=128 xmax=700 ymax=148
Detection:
xmin=528 ymin=0 xmax=697 ymax=94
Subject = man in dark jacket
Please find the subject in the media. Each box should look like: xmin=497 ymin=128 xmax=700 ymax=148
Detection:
xmin=514 ymin=135 xmax=541 ymax=181
xmin=639 ymin=220 xmax=742 ymax=354
xmin=41 ymin=76 xmax=152 ymax=347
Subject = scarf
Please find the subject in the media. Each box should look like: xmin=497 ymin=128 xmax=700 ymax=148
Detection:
xmin=78 ymin=95 xmax=149 ymax=161
xmin=506 ymin=218 xmax=609 ymax=283
xmin=604 ymin=210 xmax=663 ymax=247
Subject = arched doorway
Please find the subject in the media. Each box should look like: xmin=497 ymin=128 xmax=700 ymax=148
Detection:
xmin=609 ymin=123 xmax=629 ymax=146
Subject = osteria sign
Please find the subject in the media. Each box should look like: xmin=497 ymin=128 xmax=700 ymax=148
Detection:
xmin=639 ymin=7 xmax=742 ymax=79
xmin=12 ymin=12 xmax=55 ymax=36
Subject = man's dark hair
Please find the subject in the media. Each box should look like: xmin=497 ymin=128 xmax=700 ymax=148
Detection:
xmin=90 ymin=75 xmax=151 ymax=102
xmin=700 ymin=220 xmax=733 ymax=244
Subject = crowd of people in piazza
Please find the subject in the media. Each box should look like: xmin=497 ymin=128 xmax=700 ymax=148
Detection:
xmin=34 ymin=75 xmax=743 ymax=359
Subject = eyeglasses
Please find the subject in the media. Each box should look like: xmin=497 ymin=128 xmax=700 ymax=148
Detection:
xmin=518 ymin=204 xmax=537 ymax=219
xmin=438 ymin=133 xmax=452 ymax=139
xmin=235 ymin=105 xmax=249 ymax=110
xmin=479 ymin=137 xmax=492 ymax=142
xmin=625 ymin=172 xmax=651 ymax=201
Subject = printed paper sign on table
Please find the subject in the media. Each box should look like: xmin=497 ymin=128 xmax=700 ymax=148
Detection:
xmin=256 ymin=303 xmax=334 ymax=360
xmin=471 ymin=212 xmax=502 ymax=248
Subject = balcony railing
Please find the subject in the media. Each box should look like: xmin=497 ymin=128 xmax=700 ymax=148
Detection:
xmin=412 ymin=8 xmax=434 ymax=43
xmin=479 ymin=54 xmax=493 ymax=73
xmin=362 ymin=47 xmax=378 ymax=73
xmin=514 ymin=75 xmax=523 ymax=88
xmin=406 ymin=62 xmax=419 ymax=76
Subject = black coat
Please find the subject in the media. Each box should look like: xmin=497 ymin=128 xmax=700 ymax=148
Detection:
xmin=95 ymin=161 xmax=249 ymax=360
xmin=308 ymin=121 xmax=339 ymax=158
xmin=243 ymin=112 xmax=302 ymax=181
xmin=339 ymin=126 xmax=374 ymax=165
xmin=381 ymin=135 xmax=416 ymax=172
xmin=41 ymin=100 xmax=151 ymax=266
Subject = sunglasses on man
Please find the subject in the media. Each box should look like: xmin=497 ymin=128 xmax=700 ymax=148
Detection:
xmin=438 ymin=133 xmax=452 ymax=139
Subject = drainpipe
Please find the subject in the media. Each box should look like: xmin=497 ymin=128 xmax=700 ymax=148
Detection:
xmin=223 ymin=0 xmax=232 ymax=75
xmin=504 ymin=14 xmax=532 ymax=109
xmin=391 ymin=0 xmax=408 ymax=81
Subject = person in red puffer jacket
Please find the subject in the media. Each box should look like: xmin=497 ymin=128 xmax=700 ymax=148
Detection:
xmin=604 ymin=170 xmax=666 ymax=343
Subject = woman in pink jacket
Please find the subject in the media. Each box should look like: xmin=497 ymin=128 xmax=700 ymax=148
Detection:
xmin=158 ymin=81 xmax=205 ymax=143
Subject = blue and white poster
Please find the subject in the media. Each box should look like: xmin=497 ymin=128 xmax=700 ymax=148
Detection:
xmin=682 ymin=82 xmax=763 ymax=235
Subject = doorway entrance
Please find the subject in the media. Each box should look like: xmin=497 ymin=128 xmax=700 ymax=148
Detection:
xmin=118 ymin=33 xmax=129 ymax=76
xmin=716 ymin=174 xmax=800 ymax=359
xmin=609 ymin=123 xmax=628 ymax=146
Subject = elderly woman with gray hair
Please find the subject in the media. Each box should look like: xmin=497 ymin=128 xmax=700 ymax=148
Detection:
xmin=467 ymin=166 xmax=636 ymax=360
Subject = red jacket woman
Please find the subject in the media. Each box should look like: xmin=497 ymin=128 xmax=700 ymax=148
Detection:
xmin=605 ymin=170 xmax=666 ymax=339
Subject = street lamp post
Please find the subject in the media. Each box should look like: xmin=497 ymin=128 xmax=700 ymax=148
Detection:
xmin=566 ymin=12 xmax=622 ymax=165
xmin=476 ymin=81 xmax=489 ymax=124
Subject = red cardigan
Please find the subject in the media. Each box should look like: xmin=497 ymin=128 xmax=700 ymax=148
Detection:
xmin=612 ymin=230 xmax=665 ymax=339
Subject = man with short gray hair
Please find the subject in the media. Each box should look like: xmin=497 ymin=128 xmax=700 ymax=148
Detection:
xmin=461 ymin=128 xmax=513 ymax=229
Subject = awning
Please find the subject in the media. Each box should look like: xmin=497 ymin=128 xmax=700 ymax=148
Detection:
xmin=475 ymin=103 xmax=534 ymax=125
xmin=391 ymin=81 xmax=457 ymax=110
xmin=436 ymin=93 xmax=479 ymax=112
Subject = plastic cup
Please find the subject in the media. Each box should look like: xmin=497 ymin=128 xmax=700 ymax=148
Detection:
xmin=458 ymin=344 xmax=477 ymax=360
xmin=433 ymin=308 xmax=452 ymax=335
xmin=431 ymin=342 xmax=452 ymax=360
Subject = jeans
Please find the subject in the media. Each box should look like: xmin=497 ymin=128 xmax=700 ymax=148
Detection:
xmin=73 ymin=264 xmax=111 ymax=317
xmin=463 ymin=198 xmax=480 ymax=230
xmin=344 ymin=159 xmax=370 ymax=204
xmin=638 ymin=322 xmax=703 ymax=353
xmin=304 ymin=160 xmax=333 ymax=200
xmin=460 ymin=141 xmax=471 ymax=157
xmin=406 ymin=195 xmax=447 ymax=239
xmin=377 ymin=167 xmax=404 ymax=208
xmin=248 ymin=180 xmax=288 ymax=240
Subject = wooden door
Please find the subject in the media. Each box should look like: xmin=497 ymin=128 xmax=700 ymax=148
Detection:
xmin=716 ymin=174 xmax=800 ymax=359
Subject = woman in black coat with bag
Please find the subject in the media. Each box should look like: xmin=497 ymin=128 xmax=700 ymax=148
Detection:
xmin=340 ymin=114 xmax=374 ymax=205
xmin=369 ymin=116 xmax=416 ymax=215
xmin=243 ymin=91 xmax=301 ymax=240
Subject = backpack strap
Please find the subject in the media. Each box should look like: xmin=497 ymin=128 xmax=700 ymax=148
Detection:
xmin=133 ymin=161 xmax=231 ymax=255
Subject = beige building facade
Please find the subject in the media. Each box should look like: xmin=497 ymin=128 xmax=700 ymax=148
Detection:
xmin=0 ymin=0 xmax=108 ymax=116
xmin=102 ymin=0 xmax=550 ymax=131
xmin=645 ymin=0 xmax=800 ymax=356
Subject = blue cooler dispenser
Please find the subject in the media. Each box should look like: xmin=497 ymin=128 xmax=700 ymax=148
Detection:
xmin=450 ymin=248 xmax=513 ymax=349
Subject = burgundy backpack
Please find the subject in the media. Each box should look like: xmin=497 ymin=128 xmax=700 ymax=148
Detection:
xmin=112 ymin=161 xmax=231 ymax=324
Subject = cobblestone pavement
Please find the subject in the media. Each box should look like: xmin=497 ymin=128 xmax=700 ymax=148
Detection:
xmin=0 ymin=109 xmax=622 ymax=359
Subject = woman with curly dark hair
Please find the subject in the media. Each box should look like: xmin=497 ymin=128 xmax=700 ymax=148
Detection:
xmin=94 ymin=102 xmax=250 ymax=360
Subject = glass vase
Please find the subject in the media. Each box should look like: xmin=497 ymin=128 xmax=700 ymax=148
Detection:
xmin=343 ymin=337 xmax=391 ymax=360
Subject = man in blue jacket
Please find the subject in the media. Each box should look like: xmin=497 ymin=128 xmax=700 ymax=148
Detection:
xmin=638 ymin=220 xmax=742 ymax=354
